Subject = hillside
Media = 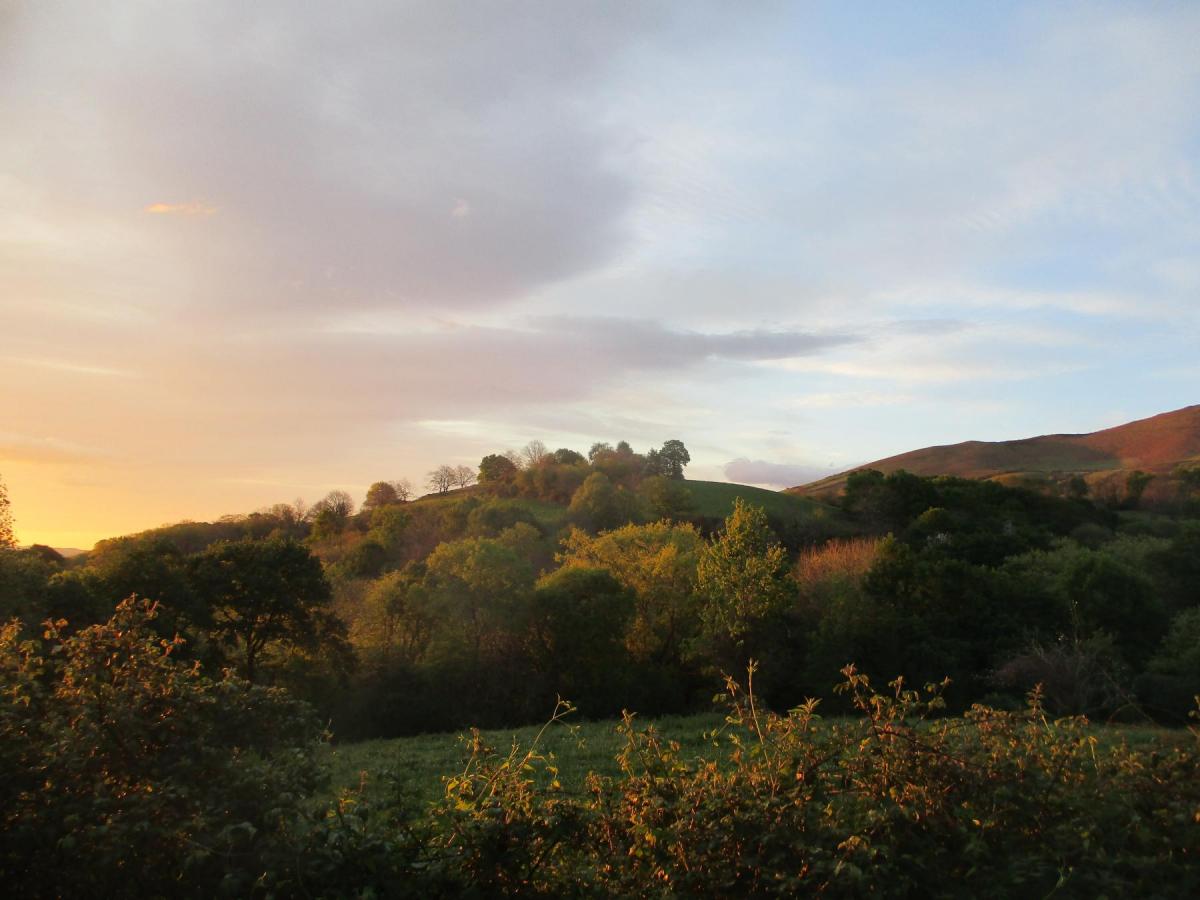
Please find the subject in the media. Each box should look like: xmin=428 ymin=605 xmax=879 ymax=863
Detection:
xmin=414 ymin=479 xmax=844 ymax=536
xmin=683 ymin=479 xmax=844 ymax=529
xmin=791 ymin=404 xmax=1200 ymax=498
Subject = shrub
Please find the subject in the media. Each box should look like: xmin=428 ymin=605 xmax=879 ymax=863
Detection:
xmin=794 ymin=537 xmax=882 ymax=596
xmin=416 ymin=666 xmax=1200 ymax=896
xmin=0 ymin=600 xmax=328 ymax=897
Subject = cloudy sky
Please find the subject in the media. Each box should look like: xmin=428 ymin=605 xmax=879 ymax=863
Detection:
xmin=3 ymin=1 xmax=1199 ymax=547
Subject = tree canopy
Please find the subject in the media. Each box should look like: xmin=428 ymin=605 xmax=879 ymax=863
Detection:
xmin=479 ymin=453 xmax=519 ymax=485
xmin=188 ymin=537 xmax=348 ymax=683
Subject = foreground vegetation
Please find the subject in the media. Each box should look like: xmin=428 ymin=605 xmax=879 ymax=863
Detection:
xmin=3 ymin=602 xmax=1198 ymax=896
xmin=326 ymin=707 xmax=1184 ymax=810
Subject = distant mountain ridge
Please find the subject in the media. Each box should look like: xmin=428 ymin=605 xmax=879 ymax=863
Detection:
xmin=790 ymin=404 xmax=1200 ymax=498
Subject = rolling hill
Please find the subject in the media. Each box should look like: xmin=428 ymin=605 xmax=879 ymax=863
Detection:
xmin=416 ymin=480 xmax=844 ymax=534
xmin=682 ymin=479 xmax=840 ymax=526
xmin=790 ymin=404 xmax=1200 ymax=499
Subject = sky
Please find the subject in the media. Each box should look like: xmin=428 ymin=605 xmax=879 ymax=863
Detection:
xmin=2 ymin=1 xmax=1199 ymax=548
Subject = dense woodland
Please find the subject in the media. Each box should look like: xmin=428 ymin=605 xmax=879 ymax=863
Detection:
xmin=2 ymin=445 xmax=1200 ymax=894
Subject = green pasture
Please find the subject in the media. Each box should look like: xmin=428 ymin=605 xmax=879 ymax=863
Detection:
xmin=325 ymin=709 xmax=1187 ymax=810
xmin=683 ymin=480 xmax=837 ymax=522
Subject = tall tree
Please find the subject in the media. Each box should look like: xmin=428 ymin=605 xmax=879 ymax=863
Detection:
xmin=569 ymin=472 xmax=638 ymax=532
xmin=310 ymin=490 xmax=355 ymax=534
xmin=479 ymin=453 xmax=519 ymax=485
xmin=552 ymin=447 xmax=586 ymax=465
xmin=423 ymin=537 xmax=533 ymax=672
xmin=363 ymin=481 xmax=399 ymax=510
xmin=0 ymin=474 xmax=13 ymax=549
xmin=188 ymin=538 xmax=348 ymax=683
xmin=528 ymin=567 xmax=633 ymax=715
xmin=453 ymin=465 xmax=477 ymax=489
xmin=558 ymin=521 xmax=701 ymax=668
xmin=696 ymin=499 xmax=791 ymax=672
xmin=520 ymin=440 xmax=549 ymax=468
xmin=659 ymin=439 xmax=691 ymax=479
xmin=643 ymin=448 xmax=666 ymax=477
xmin=427 ymin=465 xmax=456 ymax=494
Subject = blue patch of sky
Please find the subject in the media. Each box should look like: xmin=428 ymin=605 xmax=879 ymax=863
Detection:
xmin=779 ymin=1 xmax=1025 ymax=76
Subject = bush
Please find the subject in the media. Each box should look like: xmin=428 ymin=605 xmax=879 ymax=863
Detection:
xmin=0 ymin=600 xmax=328 ymax=897
xmin=1139 ymin=607 xmax=1200 ymax=721
xmin=414 ymin=666 xmax=1200 ymax=896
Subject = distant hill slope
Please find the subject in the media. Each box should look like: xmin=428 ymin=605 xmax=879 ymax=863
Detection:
xmin=684 ymin=480 xmax=829 ymax=521
xmin=791 ymin=404 xmax=1200 ymax=498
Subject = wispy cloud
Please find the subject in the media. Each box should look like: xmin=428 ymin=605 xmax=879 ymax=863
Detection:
xmin=789 ymin=391 xmax=916 ymax=410
xmin=143 ymin=201 xmax=217 ymax=216
xmin=0 ymin=433 xmax=113 ymax=465
xmin=1 ymin=357 xmax=135 ymax=378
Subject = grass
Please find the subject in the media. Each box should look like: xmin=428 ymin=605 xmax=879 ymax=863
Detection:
xmin=506 ymin=497 xmax=571 ymax=529
xmin=683 ymin=480 xmax=837 ymax=523
xmin=324 ymin=707 xmax=1190 ymax=811
xmin=325 ymin=711 xmax=726 ymax=807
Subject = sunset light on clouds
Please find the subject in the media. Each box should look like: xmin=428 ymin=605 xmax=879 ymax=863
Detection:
xmin=2 ymin=1 xmax=1199 ymax=548
xmin=143 ymin=201 xmax=218 ymax=216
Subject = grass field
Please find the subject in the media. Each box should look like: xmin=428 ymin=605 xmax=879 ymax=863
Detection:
xmin=326 ymin=711 xmax=727 ymax=807
xmin=325 ymin=708 xmax=1188 ymax=810
xmin=683 ymin=480 xmax=839 ymax=523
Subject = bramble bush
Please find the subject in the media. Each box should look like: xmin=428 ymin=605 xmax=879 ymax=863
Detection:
xmin=0 ymin=600 xmax=328 ymax=897
xmin=410 ymin=665 xmax=1200 ymax=897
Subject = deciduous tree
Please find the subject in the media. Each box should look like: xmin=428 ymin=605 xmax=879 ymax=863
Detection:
xmin=659 ymin=439 xmax=691 ymax=479
xmin=364 ymin=481 xmax=399 ymax=510
xmin=422 ymin=537 xmax=533 ymax=672
xmin=427 ymin=465 xmax=456 ymax=494
xmin=479 ymin=453 xmax=519 ymax=485
xmin=552 ymin=447 xmax=585 ymax=465
xmin=558 ymin=521 xmax=701 ymax=667
xmin=310 ymin=490 xmax=355 ymax=537
xmin=188 ymin=538 xmax=348 ymax=683
xmin=527 ymin=567 xmax=633 ymax=715
xmin=568 ymin=471 xmax=638 ymax=532
xmin=520 ymin=440 xmax=549 ymax=468
xmin=0 ymin=474 xmax=13 ymax=549
xmin=696 ymin=499 xmax=791 ymax=671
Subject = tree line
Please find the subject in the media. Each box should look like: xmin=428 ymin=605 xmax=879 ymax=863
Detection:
xmin=4 ymin=454 xmax=1199 ymax=740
